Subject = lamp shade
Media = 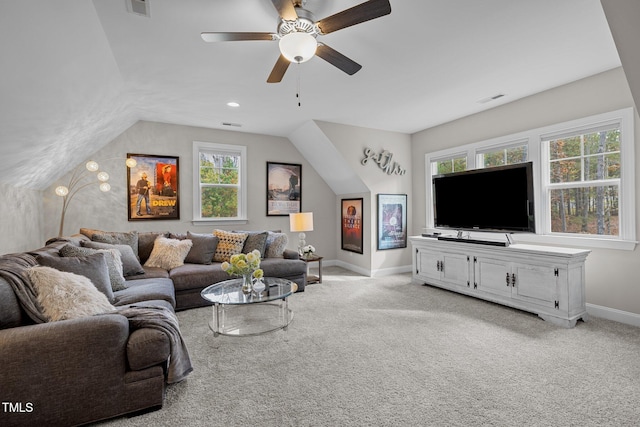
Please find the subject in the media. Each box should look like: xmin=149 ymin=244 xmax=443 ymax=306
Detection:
xmin=279 ymin=32 xmax=317 ymax=63
xmin=290 ymin=212 xmax=314 ymax=232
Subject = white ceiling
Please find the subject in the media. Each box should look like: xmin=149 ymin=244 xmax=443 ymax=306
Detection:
xmin=0 ymin=0 xmax=621 ymax=189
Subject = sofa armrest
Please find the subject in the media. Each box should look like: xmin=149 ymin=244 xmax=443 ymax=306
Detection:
xmin=0 ymin=314 xmax=130 ymax=408
xmin=283 ymin=249 xmax=300 ymax=259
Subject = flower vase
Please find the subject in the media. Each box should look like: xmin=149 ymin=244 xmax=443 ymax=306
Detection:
xmin=241 ymin=273 xmax=253 ymax=295
xmin=253 ymin=278 xmax=266 ymax=295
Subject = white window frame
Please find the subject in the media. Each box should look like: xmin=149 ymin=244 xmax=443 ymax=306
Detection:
xmin=192 ymin=141 xmax=247 ymax=225
xmin=424 ymin=108 xmax=635 ymax=250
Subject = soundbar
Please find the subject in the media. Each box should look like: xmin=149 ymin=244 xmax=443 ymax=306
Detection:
xmin=436 ymin=236 xmax=509 ymax=247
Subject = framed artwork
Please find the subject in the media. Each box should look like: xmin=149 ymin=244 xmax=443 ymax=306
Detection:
xmin=377 ymin=194 xmax=407 ymax=250
xmin=267 ymin=162 xmax=302 ymax=216
xmin=127 ymin=153 xmax=180 ymax=221
xmin=341 ymin=198 xmax=364 ymax=254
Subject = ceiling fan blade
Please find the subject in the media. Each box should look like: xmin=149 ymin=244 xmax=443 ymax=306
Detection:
xmin=201 ymin=32 xmax=275 ymax=42
xmin=267 ymin=54 xmax=291 ymax=83
xmin=316 ymin=44 xmax=362 ymax=76
xmin=270 ymin=0 xmax=298 ymax=21
xmin=316 ymin=0 xmax=391 ymax=35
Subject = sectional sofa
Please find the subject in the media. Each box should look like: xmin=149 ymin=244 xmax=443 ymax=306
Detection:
xmin=0 ymin=228 xmax=307 ymax=426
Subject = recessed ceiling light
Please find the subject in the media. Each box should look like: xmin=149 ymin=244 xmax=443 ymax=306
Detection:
xmin=227 ymin=102 xmax=240 ymax=107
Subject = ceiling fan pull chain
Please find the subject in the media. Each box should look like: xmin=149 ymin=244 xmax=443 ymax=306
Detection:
xmin=296 ymin=63 xmax=302 ymax=107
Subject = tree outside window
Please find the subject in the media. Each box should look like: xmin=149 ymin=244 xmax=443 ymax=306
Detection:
xmin=547 ymin=129 xmax=621 ymax=236
xmin=193 ymin=142 xmax=246 ymax=221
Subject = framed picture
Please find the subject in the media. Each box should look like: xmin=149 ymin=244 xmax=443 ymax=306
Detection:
xmin=341 ymin=198 xmax=364 ymax=254
xmin=267 ymin=162 xmax=302 ymax=216
xmin=127 ymin=153 xmax=179 ymax=221
xmin=377 ymin=194 xmax=407 ymax=250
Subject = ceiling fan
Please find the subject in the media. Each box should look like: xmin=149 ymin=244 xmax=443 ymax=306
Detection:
xmin=201 ymin=0 xmax=392 ymax=83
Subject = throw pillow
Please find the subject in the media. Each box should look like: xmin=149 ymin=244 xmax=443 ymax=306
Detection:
xmin=240 ymin=232 xmax=268 ymax=257
xmin=26 ymin=266 xmax=115 ymax=322
xmin=144 ymin=237 xmax=193 ymax=270
xmin=183 ymin=231 xmax=218 ymax=264
xmin=82 ymin=241 xmax=145 ymax=276
xmin=36 ymin=253 xmax=114 ymax=302
xmin=265 ymin=232 xmax=288 ymax=258
xmin=212 ymin=230 xmax=248 ymax=262
xmin=60 ymin=244 xmax=126 ymax=291
xmin=138 ymin=231 xmax=170 ymax=264
xmin=90 ymin=230 xmax=140 ymax=259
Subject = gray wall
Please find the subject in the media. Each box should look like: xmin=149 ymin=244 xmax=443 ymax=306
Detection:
xmin=0 ymin=182 xmax=43 ymax=253
xmin=314 ymin=121 xmax=413 ymax=275
xmin=40 ymin=121 xmax=338 ymax=258
xmin=411 ymin=67 xmax=640 ymax=317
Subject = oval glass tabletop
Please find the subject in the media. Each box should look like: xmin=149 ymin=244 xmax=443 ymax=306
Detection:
xmin=201 ymin=277 xmax=294 ymax=305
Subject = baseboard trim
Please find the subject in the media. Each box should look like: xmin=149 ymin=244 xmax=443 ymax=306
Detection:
xmin=314 ymin=262 xmax=639 ymax=328
xmin=587 ymin=303 xmax=640 ymax=328
xmin=334 ymin=260 xmax=371 ymax=277
xmin=371 ymin=264 xmax=412 ymax=277
xmin=329 ymin=261 xmax=412 ymax=277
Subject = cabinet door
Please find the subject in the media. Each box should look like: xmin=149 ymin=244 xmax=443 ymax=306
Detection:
xmin=415 ymin=248 xmax=442 ymax=282
xmin=441 ymin=252 xmax=470 ymax=287
xmin=511 ymin=263 xmax=558 ymax=309
xmin=474 ymin=256 xmax=512 ymax=298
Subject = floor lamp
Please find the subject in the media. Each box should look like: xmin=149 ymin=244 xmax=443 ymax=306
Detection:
xmin=289 ymin=212 xmax=314 ymax=257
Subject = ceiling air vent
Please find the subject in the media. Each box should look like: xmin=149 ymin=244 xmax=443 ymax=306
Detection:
xmin=222 ymin=122 xmax=242 ymax=128
xmin=478 ymin=93 xmax=505 ymax=104
xmin=126 ymin=0 xmax=150 ymax=17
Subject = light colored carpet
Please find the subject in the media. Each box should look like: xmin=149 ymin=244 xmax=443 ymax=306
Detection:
xmin=101 ymin=267 xmax=640 ymax=426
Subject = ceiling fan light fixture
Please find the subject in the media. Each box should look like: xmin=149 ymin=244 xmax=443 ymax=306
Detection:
xmin=279 ymin=32 xmax=317 ymax=63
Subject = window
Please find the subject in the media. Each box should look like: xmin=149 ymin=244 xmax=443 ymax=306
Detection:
xmin=544 ymin=127 xmax=621 ymax=237
xmin=431 ymin=154 xmax=467 ymax=176
xmin=477 ymin=141 xmax=528 ymax=168
xmin=193 ymin=141 xmax=247 ymax=223
xmin=424 ymin=108 xmax=635 ymax=250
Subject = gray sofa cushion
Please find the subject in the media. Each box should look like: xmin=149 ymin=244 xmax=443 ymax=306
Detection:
xmin=60 ymin=244 xmax=127 ymax=291
xmin=127 ymin=328 xmax=171 ymax=371
xmin=260 ymin=257 xmax=307 ymax=278
xmin=82 ymin=240 xmax=145 ymax=277
xmin=127 ymin=266 xmax=171 ymax=281
xmin=0 ymin=277 xmax=25 ymax=329
xmin=113 ymin=278 xmax=176 ymax=308
xmin=170 ymin=231 xmax=218 ymax=265
xmin=170 ymin=263 xmax=230 ymax=292
xmin=83 ymin=229 xmax=140 ymax=259
xmin=37 ymin=253 xmax=114 ymax=302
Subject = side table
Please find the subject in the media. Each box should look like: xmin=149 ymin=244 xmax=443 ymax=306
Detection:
xmin=300 ymin=254 xmax=323 ymax=285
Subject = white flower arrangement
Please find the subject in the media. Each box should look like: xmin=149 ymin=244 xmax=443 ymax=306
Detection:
xmin=302 ymin=244 xmax=316 ymax=258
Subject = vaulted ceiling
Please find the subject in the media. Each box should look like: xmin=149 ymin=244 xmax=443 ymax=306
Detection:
xmin=0 ymin=0 xmax=621 ymax=189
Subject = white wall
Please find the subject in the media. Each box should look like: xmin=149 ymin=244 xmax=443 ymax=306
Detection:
xmin=411 ymin=67 xmax=640 ymax=317
xmin=0 ymin=182 xmax=43 ymax=253
xmin=41 ymin=121 xmax=338 ymax=258
xmin=315 ymin=121 xmax=413 ymax=275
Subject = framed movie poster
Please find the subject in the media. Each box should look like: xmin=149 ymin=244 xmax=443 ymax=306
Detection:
xmin=267 ymin=162 xmax=302 ymax=216
xmin=127 ymin=153 xmax=179 ymax=221
xmin=377 ymin=194 xmax=407 ymax=250
xmin=341 ymin=198 xmax=363 ymax=254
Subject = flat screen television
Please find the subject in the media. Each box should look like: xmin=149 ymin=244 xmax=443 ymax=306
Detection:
xmin=432 ymin=162 xmax=535 ymax=233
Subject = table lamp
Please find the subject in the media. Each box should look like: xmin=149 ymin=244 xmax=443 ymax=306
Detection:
xmin=289 ymin=212 xmax=314 ymax=256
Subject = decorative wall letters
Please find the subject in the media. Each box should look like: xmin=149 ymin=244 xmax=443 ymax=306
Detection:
xmin=361 ymin=147 xmax=406 ymax=175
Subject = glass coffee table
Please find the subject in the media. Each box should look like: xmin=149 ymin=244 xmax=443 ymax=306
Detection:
xmin=200 ymin=277 xmax=295 ymax=337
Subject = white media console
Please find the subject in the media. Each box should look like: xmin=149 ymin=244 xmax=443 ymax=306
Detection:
xmin=410 ymin=236 xmax=591 ymax=328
